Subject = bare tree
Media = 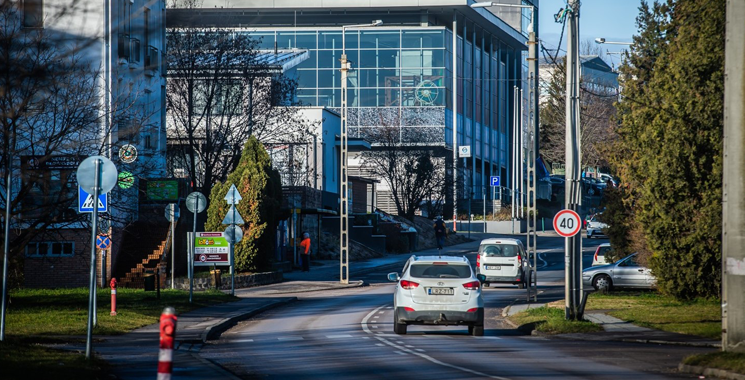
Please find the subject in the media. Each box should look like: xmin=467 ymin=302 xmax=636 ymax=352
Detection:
xmin=539 ymin=50 xmax=618 ymax=171
xmin=361 ymin=124 xmax=446 ymax=221
xmin=166 ymin=0 xmax=308 ymax=197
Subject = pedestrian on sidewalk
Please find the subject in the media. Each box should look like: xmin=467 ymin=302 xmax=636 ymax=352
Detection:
xmin=433 ymin=216 xmax=447 ymax=254
xmin=300 ymin=232 xmax=312 ymax=272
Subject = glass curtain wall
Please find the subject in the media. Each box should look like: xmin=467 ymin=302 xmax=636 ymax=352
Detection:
xmin=240 ymin=28 xmax=447 ymax=144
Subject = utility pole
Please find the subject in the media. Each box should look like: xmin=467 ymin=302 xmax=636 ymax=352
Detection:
xmin=564 ymin=0 xmax=583 ymax=320
xmin=526 ymin=23 xmax=538 ymax=301
xmin=722 ymin=0 xmax=745 ymax=353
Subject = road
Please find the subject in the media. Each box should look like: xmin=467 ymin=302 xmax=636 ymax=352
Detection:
xmin=199 ymin=235 xmax=709 ymax=379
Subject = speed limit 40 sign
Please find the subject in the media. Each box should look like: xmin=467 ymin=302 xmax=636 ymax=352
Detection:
xmin=553 ymin=209 xmax=581 ymax=237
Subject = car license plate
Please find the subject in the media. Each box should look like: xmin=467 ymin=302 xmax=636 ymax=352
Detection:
xmin=428 ymin=287 xmax=454 ymax=295
xmin=486 ymin=265 xmax=501 ymax=270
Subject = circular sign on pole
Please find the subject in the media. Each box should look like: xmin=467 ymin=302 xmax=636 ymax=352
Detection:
xmin=117 ymin=171 xmax=135 ymax=189
xmin=165 ymin=204 xmax=180 ymax=222
xmin=119 ymin=144 xmax=138 ymax=164
xmin=553 ymin=209 xmax=581 ymax=237
xmin=77 ymin=156 xmax=118 ymax=194
xmin=96 ymin=235 xmax=112 ymax=250
xmin=186 ymin=192 xmax=207 ymax=214
xmin=224 ymin=225 xmax=243 ymax=244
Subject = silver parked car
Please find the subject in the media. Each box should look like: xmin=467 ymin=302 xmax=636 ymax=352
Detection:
xmin=582 ymin=253 xmax=656 ymax=291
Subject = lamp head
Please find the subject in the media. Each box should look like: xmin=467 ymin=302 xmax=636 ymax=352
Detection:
xmin=595 ymin=37 xmax=606 ymax=44
xmin=372 ymin=20 xmax=383 ymax=26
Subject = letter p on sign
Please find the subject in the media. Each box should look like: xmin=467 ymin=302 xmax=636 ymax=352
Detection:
xmin=553 ymin=209 xmax=581 ymax=237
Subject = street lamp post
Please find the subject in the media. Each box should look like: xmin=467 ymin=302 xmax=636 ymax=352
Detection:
xmin=340 ymin=20 xmax=382 ymax=285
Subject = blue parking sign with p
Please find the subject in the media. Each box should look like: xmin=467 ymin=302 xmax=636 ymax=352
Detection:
xmin=78 ymin=186 xmax=108 ymax=213
xmin=490 ymin=176 xmax=500 ymax=187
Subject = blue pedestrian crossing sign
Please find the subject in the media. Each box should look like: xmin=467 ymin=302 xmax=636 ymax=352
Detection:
xmin=490 ymin=176 xmax=501 ymax=187
xmin=78 ymin=186 xmax=108 ymax=213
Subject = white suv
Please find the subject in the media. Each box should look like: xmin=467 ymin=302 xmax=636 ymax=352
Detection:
xmin=387 ymin=255 xmax=484 ymax=336
xmin=475 ymin=238 xmax=529 ymax=289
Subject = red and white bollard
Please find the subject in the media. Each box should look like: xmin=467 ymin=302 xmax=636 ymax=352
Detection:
xmin=109 ymin=278 xmax=117 ymax=316
xmin=158 ymin=307 xmax=177 ymax=380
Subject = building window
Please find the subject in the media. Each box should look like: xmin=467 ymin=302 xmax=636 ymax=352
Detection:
xmin=26 ymin=241 xmax=75 ymax=257
xmin=22 ymin=0 xmax=43 ymax=28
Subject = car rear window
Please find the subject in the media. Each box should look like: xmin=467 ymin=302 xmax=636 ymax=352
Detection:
xmin=598 ymin=246 xmax=612 ymax=256
xmin=409 ymin=264 xmax=471 ymax=278
xmin=480 ymin=244 xmax=519 ymax=257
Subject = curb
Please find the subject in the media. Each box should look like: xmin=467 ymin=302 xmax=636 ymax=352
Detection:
xmin=679 ymin=364 xmax=745 ymax=380
xmin=271 ymin=280 xmax=368 ymax=294
xmin=190 ymin=352 xmax=244 ymax=380
xmin=621 ymin=338 xmax=721 ymax=348
xmin=200 ymin=297 xmax=299 ymax=342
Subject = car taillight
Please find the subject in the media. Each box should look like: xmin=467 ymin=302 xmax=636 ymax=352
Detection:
xmin=467 ymin=308 xmax=479 ymax=313
xmin=462 ymin=281 xmax=480 ymax=290
xmin=400 ymin=280 xmax=419 ymax=289
xmin=476 ymin=254 xmax=480 ymax=268
xmin=594 ymin=247 xmax=600 ymax=262
xmin=404 ymin=307 xmax=416 ymax=312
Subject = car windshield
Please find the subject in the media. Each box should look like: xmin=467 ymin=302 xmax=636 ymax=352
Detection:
xmin=480 ymin=244 xmax=519 ymax=258
xmin=409 ymin=264 xmax=471 ymax=279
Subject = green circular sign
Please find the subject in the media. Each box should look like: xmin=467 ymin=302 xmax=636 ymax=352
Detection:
xmin=118 ymin=171 xmax=135 ymax=189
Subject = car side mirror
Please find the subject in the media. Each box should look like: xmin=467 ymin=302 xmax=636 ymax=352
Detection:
xmin=477 ymin=274 xmax=486 ymax=283
xmin=387 ymin=272 xmax=400 ymax=282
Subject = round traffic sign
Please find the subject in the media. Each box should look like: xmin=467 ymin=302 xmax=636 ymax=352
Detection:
xmin=186 ymin=192 xmax=207 ymax=214
xmin=119 ymin=144 xmax=138 ymax=164
xmin=224 ymin=225 xmax=243 ymax=244
xmin=118 ymin=171 xmax=135 ymax=189
xmin=77 ymin=156 xmax=118 ymax=194
xmin=553 ymin=209 xmax=581 ymax=237
xmin=96 ymin=235 xmax=112 ymax=250
xmin=165 ymin=203 xmax=180 ymax=222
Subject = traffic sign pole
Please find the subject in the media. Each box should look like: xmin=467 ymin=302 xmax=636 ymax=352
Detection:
xmin=85 ymin=158 xmax=101 ymax=359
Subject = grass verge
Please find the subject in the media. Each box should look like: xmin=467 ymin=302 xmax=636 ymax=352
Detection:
xmin=0 ymin=287 xmax=237 ymax=380
xmin=508 ymin=305 xmax=604 ymax=335
xmin=683 ymin=352 xmax=745 ymax=374
xmin=585 ymin=291 xmax=721 ymax=339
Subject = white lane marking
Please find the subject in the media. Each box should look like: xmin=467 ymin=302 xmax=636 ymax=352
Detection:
xmin=396 ymin=341 xmax=404 ymax=344
xmin=326 ymin=334 xmax=353 ymax=339
xmin=376 ymin=343 xmax=385 ymax=347
xmin=230 ymin=339 xmax=254 ymax=343
xmin=278 ymin=337 xmax=304 ymax=341
xmin=405 ymin=345 xmax=415 ymax=348
xmin=415 ymin=349 xmax=426 ymax=352
xmin=378 ymin=311 xmax=385 ymax=314
xmin=372 ymin=325 xmax=379 ymax=329
xmin=483 ymin=336 xmax=502 ymax=340
xmin=386 ymin=306 xmax=393 ymax=309
xmin=362 ymin=337 xmax=370 ymax=340
xmin=361 ymin=305 xmax=512 ymax=380
xmin=395 ymin=351 xmax=407 ymax=356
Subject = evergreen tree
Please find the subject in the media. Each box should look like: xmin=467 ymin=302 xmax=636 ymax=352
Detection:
xmin=611 ymin=0 xmax=724 ymax=299
xmin=205 ymin=136 xmax=283 ymax=272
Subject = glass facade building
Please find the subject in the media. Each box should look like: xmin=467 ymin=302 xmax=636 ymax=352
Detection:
xmin=167 ymin=1 xmax=536 ymax=212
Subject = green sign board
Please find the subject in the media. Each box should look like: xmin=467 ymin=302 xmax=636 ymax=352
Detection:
xmin=146 ymin=180 xmax=178 ymax=201
xmin=193 ymin=232 xmax=230 ymax=266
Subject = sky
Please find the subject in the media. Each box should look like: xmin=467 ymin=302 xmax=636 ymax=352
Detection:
xmin=537 ymin=0 xmax=643 ymax=68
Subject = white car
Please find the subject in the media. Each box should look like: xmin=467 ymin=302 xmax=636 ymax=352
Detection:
xmin=592 ymin=242 xmax=612 ymax=266
xmin=388 ymin=255 xmax=484 ymax=336
xmin=586 ymin=214 xmax=608 ymax=239
xmin=475 ymin=238 xmax=529 ymax=289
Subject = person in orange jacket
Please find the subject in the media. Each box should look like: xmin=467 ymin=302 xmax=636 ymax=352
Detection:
xmin=299 ymin=232 xmax=311 ymax=272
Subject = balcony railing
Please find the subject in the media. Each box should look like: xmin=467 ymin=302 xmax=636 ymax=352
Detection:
xmin=129 ymin=37 xmax=141 ymax=63
xmin=118 ymin=33 xmax=130 ymax=60
xmin=145 ymin=46 xmax=158 ymax=72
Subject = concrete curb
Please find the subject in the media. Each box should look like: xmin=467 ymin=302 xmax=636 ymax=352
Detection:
xmin=200 ymin=297 xmax=299 ymax=342
xmin=190 ymin=352 xmax=244 ymax=380
xmin=620 ymin=338 xmax=721 ymax=348
xmin=679 ymin=364 xmax=745 ymax=380
xmin=270 ymin=280 xmax=368 ymax=294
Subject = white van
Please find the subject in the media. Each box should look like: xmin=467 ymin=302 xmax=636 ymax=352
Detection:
xmin=475 ymin=238 xmax=528 ymax=289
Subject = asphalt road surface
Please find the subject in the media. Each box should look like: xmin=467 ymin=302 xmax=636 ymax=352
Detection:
xmin=200 ymin=236 xmax=710 ymax=379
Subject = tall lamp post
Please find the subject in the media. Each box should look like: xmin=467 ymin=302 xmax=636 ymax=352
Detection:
xmin=340 ymin=20 xmax=382 ymax=285
xmin=471 ymin=1 xmax=538 ymax=297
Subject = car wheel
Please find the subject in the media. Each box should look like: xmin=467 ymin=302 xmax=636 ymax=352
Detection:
xmin=517 ymin=283 xmax=525 ymax=289
xmin=470 ymin=324 xmax=484 ymax=336
xmin=393 ymin=309 xmax=407 ymax=335
xmin=587 ymin=231 xmax=593 ymax=239
xmin=593 ymin=274 xmax=612 ymax=292
xmin=483 ymin=282 xmax=489 ymax=288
